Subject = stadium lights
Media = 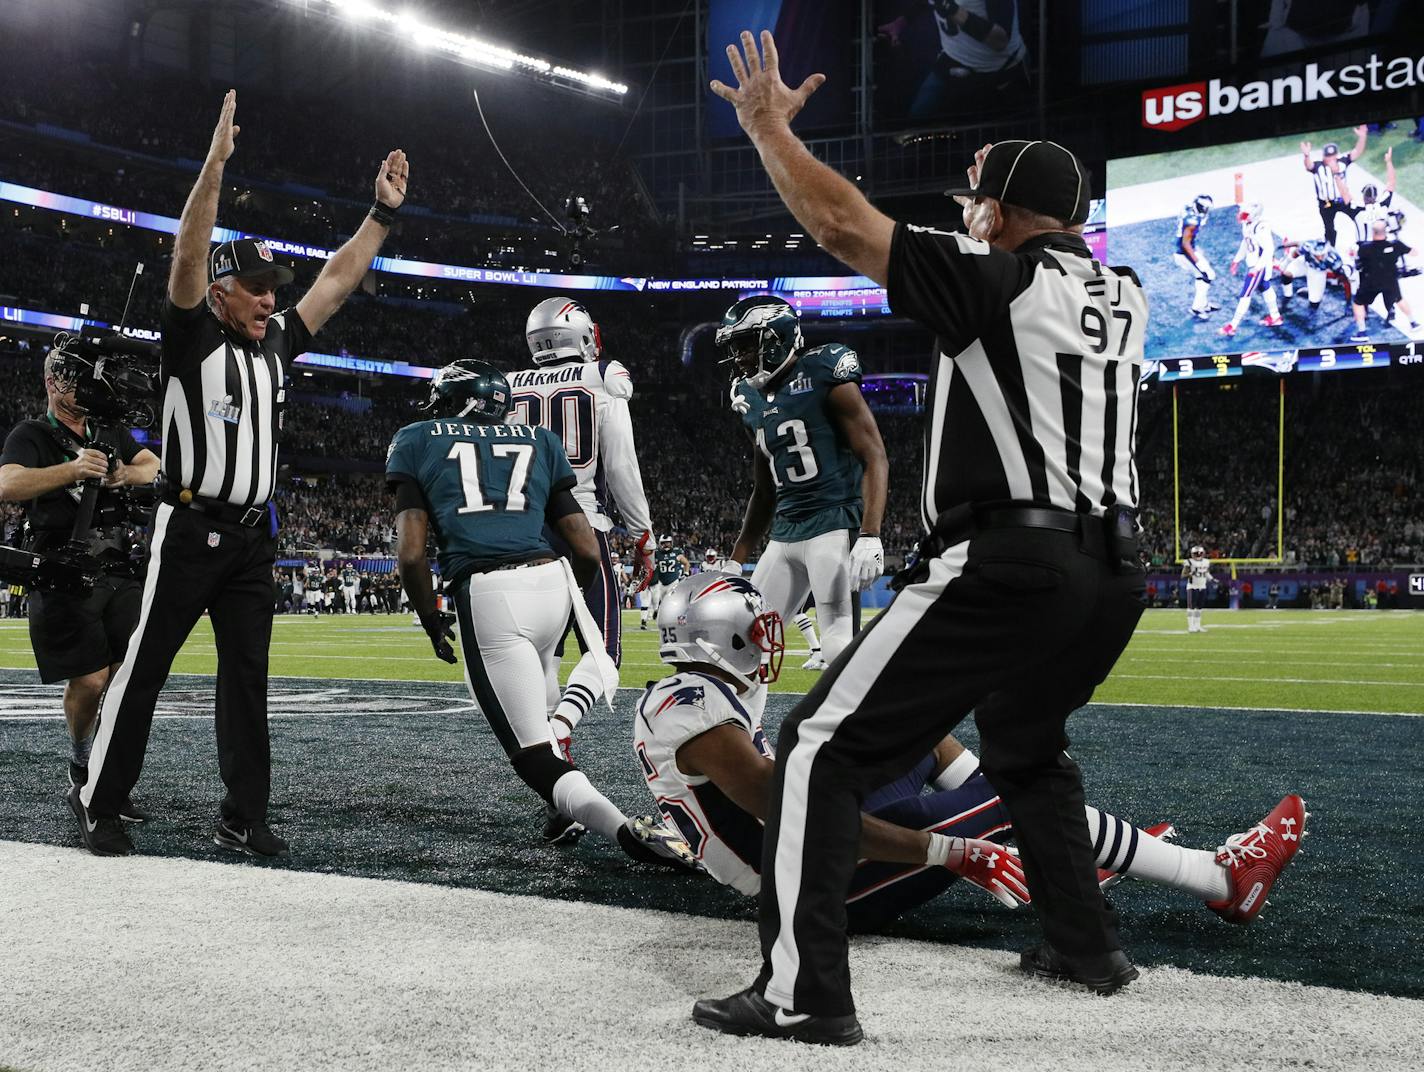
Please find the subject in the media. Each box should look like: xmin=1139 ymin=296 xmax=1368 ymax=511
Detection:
xmin=299 ymin=0 xmax=626 ymax=95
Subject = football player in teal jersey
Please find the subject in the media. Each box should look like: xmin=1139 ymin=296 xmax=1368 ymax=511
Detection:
xmin=641 ymin=535 xmax=691 ymax=630
xmin=720 ymin=296 xmax=888 ymax=666
xmin=385 ymin=357 xmax=696 ymax=868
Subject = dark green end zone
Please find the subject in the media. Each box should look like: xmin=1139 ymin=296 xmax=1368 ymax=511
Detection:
xmin=2 ymin=669 xmax=1419 ymax=999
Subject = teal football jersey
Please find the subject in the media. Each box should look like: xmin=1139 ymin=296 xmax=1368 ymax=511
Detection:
xmin=386 ymin=419 xmax=576 ymax=584
xmin=736 ymin=343 xmax=865 ymax=542
xmin=654 ymin=547 xmax=685 ymax=586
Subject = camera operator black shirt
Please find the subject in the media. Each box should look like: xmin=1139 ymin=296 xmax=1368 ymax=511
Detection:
xmin=159 ymin=299 xmax=313 ymax=509
xmin=0 ymin=415 xmax=144 ymax=547
xmin=1356 ymin=238 xmax=1411 ymax=290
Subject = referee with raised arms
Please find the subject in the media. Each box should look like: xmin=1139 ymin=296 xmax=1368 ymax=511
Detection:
xmin=695 ymin=33 xmax=1149 ymax=1044
xmin=72 ymin=91 xmax=410 ymax=857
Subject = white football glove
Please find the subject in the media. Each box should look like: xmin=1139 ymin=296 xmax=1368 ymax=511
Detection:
xmin=849 ymin=535 xmax=883 ymax=592
xmin=729 ymin=380 xmax=751 ymax=415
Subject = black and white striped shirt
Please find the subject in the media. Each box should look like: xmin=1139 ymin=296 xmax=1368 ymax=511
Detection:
xmin=1308 ymin=155 xmax=1352 ymax=204
xmin=158 ymin=300 xmax=310 ymax=508
xmin=887 ymin=223 xmax=1148 ymax=530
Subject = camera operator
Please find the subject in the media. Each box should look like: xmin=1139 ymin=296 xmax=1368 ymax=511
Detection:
xmin=0 ymin=347 xmax=158 ymax=818
xmin=72 ymin=90 xmax=409 ymax=858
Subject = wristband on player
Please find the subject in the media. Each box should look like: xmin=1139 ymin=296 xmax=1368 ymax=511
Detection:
xmin=958 ymin=9 xmax=994 ymax=41
xmin=369 ymin=200 xmax=400 ymax=227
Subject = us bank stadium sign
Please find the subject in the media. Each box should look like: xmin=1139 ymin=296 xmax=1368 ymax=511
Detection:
xmin=1142 ymin=52 xmax=1424 ymax=132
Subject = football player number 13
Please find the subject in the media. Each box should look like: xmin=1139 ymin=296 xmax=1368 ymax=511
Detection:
xmin=447 ymin=442 xmax=535 ymax=514
xmin=758 ymin=419 xmax=819 ymax=487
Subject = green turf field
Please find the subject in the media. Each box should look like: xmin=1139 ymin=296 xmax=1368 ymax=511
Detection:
xmin=1108 ymin=116 xmax=1424 ymax=206
xmin=2 ymin=607 xmax=1418 ymax=713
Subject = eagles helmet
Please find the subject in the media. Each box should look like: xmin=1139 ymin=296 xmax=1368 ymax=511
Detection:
xmin=426 ymin=358 xmax=512 ymax=422
xmin=659 ymin=534 xmax=673 ymax=550
xmin=1193 ymin=194 xmax=1214 ymax=215
xmin=716 ymin=295 xmax=803 ymax=389
xmin=657 ymin=573 xmax=785 ymax=688
xmin=526 ymin=296 xmax=601 ymax=365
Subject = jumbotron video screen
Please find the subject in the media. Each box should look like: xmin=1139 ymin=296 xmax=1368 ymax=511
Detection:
xmin=1107 ymin=117 xmax=1423 ymax=381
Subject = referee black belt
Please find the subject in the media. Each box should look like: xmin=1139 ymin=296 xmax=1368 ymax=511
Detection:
xmin=932 ymin=504 xmax=1137 ymax=556
xmin=163 ymin=490 xmax=268 ymax=528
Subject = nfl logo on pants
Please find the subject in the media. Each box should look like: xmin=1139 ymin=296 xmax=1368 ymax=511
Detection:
xmin=208 ymin=532 xmax=221 ymax=548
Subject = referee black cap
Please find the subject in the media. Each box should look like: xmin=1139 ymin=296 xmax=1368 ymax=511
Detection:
xmin=209 ymin=238 xmax=295 ymax=286
xmin=945 ymin=140 xmax=1090 ymax=226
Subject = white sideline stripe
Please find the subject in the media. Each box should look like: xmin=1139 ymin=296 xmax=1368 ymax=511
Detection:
xmin=81 ymin=503 xmax=172 ymax=810
xmin=766 ymin=541 xmax=969 ymax=1010
xmin=2 ymin=840 xmax=1420 ymax=1072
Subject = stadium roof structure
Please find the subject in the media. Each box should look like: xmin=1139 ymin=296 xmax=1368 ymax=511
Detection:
xmin=279 ymin=0 xmax=629 ymax=99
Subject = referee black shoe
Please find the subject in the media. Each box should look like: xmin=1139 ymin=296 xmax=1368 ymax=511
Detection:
xmin=692 ymin=987 xmax=863 ymax=1046
xmin=67 ymin=762 xmax=152 ymax=823
xmin=68 ymin=785 xmax=133 ymax=857
xmin=214 ymin=819 xmax=289 ymax=858
xmin=1020 ymin=943 xmax=1139 ymax=995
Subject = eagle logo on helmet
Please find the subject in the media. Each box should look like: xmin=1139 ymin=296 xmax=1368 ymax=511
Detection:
xmin=716 ymin=295 xmax=803 ymax=390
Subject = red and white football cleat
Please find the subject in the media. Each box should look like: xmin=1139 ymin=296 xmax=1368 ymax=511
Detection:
xmin=1098 ymin=821 xmax=1177 ymax=891
xmin=946 ymin=838 xmax=1031 ymax=908
xmin=1207 ymin=794 xmax=1308 ymax=925
xmin=1260 ymin=314 xmax=1284 ymax=327
xmin=1220 ymin=322 xmax=1237 ymax=336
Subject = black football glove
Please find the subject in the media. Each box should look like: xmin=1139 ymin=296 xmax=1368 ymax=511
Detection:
xmin=418 ymin=609 xmax=458 ymax=664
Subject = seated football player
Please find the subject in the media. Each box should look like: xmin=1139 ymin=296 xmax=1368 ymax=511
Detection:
xmin=635 ymin=574 xmax=1309 ymax=932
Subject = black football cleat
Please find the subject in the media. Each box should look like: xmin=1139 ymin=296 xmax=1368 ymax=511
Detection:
xmin=214 ymin=819 xmax=289 ymax=858
xmin=692 ymin=987 xmax=863 ymax=1046
xmin=541 ymin=804 xmax=586 ymax=845
xmin=1020 ymin=943 xmax=1139 ymax=995
xmin=68 ymin=785 xmax=134 ymax=857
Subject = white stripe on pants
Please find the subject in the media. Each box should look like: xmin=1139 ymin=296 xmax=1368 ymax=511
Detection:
xmin=764 ymin=542 xmax=969 ymax=1008
xmin=81 ymin=503 xmax=173 ymax=810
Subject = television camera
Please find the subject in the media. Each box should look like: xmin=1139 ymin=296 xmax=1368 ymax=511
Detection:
xmin=0 ymin=329 xmax=162 ymax=594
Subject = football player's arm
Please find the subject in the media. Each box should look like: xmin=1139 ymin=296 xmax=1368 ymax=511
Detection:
xmin=711 ymin=32 xmax=895 ymax=285
xmin=677 ymin=724 xmax=947 ymax=866
xmin=296 ymin=150 xmax=407 ymax=335
xmin=730 ymin=449 xmax=775 ymax=566
xmin=551 ymin=500 xmax=600 ymax=590
xmin=943 ymin=0 xmax=1013 ymax=51
xmin=170 ymin=91 xmax=238 ymax=310
xmin=1181 ymin=223 xmax=1198 ymax=261
xmin=827 ymin=383 xmax=887 ymax=538
xmin=392 ymin=496 xmax=456 ymax=664
xmin=599 ymin=396 xmax=654 ymax=536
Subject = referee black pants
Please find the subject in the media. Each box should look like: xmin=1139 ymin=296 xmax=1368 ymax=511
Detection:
xmin=82 ymin=503 xmax=277 ymax=823
xmin=753 ymin=523 xmax=1145 ymax=1016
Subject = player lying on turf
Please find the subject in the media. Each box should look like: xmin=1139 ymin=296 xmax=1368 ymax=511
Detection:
xmin=386 ymin=357 xmax=697 ymax=871
xmin=636 ymin=573 xmax=1309 ymax=933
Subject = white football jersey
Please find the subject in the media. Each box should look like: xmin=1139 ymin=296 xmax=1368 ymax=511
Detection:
xmin=506 ymin=358 xmax=653 ymax=535
xmin=934 ymin=0 xmax=1027 ymax=72
xmin=1186 ymin=556 xmax=1212 ymax=589
xmin=633 ymin=671 xmax=770 ymax=895
xmin=699 ymin=557 xmax=733 ymax=575
xmin=1236 ymin=218 xmax=1274 ymax=272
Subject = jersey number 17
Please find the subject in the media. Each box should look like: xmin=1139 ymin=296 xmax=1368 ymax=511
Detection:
xmin=447 ymin=442 xmax=534 ymax=514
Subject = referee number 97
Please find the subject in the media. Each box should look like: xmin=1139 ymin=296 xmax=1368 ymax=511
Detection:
xmin=1081 ymin=306 xmax=1134 ymax=357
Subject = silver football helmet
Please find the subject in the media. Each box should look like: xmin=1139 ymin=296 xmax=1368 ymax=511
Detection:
xmin=1191 ymin=544 xmax=1206 ymax=556
xmin=657 ymin=574 xmax=784 ymax=688
xmin=526 ymin=296 xmax=601 ymax=365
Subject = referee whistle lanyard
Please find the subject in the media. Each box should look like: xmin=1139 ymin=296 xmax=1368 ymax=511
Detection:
xmin=559 ymin=558 xmax=620 ymax=708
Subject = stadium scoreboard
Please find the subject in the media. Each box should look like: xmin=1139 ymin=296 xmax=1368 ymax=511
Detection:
xmin=1144 ymin=341 xmax=1423 ymax=384
xmin=786 ymin=288 xmax=892 ymax=318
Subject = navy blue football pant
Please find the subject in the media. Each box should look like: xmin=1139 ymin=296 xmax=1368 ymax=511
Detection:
xmin=845 ymin=760 xmax=1011 ymax=932
xmin=544 ymin=525 xmax=621 ymax=667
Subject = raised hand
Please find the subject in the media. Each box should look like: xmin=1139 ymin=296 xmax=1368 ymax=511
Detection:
xmin=952 ymin=142 xmax=993 ymax=208
xmin=375 ymin=149 xmax=409 ymax=210
xmin=1300 ymin=140 xmax=1312 ymax=156
xmin=1353 ymin=124 xmax=1368 ymax=138
xmin=208 ymin=90 xmax=239 ymax=164
xmin=709 ymin=30 xmax=825 ymax=136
